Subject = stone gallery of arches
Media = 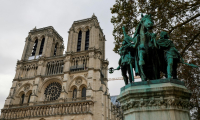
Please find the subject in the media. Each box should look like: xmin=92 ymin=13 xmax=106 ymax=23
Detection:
xmin=0 ymin=15 xmax=122 ymax=120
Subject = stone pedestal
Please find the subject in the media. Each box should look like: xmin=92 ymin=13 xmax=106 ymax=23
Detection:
xmin=117 ymin=79 xmax=192 ymax=120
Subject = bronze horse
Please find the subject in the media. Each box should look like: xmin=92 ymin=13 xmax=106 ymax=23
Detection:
xmin=132 ymin=14 xmax=160 ymax=81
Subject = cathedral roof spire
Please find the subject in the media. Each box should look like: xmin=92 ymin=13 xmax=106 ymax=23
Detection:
xmin=92 ymin=13 xmax=97 ymax=19
xmin=33 ymin=26 xmax=36 ymax=30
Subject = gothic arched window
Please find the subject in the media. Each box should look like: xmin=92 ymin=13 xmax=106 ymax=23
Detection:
xmin=85 ymin=30 xmax=89 ymax=50
xmin=31 ymin=39 xmax=38 ymax=56
xmin=21 ymin=94 xmax=25 ymax=104
xmin=39 ymin=38 xmax=45 ymax=55
xmin=27 ymin=93 xmax=32 ymax=103
xmin=54 ymin=43 xmax=58 ymax=56
xmin=73 ymin=88 xmax=77 ymax=98
xmin=77 ymin=31 xmax=82 ymax=52
xmin=82 ymin=87 xmax=86 ymax=98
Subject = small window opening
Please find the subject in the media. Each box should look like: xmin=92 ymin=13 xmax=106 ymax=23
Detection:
xmin=83 ymin=60 xmax=85 ymax=69
xmin=31 ymin=39 xmax=38 ymax=56
xmin=77 ymin=31 xmax=82 ymax=52
xmin=73 ymin=88 xmax=77 ymax=98
xmin=21 ymin=94 xmax=25 ymax=104
xmin=82 ymin=87 xmax=86 ymax=98
xmin=85 ymin=30 xmax=89 ymax=50
xmin=39 ymin=38 xmax=45 ymax=55
xmin=28 ymin=93 xmax=32 ymax=103
xmin=54 ymin=43 xmax=58 ymax=56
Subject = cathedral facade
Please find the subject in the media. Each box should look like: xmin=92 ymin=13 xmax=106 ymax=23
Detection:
xmin=0 ymin=15 xmax=122 ymax=120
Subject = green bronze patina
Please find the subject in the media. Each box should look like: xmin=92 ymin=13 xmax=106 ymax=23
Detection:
xmin=132 ymin=14 xmax=160 ymax=81
xmin=113 ymin=26 xmax=137 ymax=85
xmin=109 ymin=14 xmax=198 ymax=84
xmin=157 ymin=31 xmax=198 ymax=78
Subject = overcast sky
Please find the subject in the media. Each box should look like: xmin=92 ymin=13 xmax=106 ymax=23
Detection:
xmin=0 ymin=0 xmax=140 ymax=110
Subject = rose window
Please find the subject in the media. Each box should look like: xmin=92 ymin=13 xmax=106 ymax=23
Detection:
xmin=44 ymin=82 xmax=62 ymax=101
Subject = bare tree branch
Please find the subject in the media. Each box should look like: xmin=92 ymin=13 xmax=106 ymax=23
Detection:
xmin=181 ymin=31 xmax=200 ymax=56
xmin=168 ymin=13 xmax=200 ymax=34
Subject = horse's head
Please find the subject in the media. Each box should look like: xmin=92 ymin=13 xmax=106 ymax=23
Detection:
xmin=141 ymin=14 xmax=154 ymax=30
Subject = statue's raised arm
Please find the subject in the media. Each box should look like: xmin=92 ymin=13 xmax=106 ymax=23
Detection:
xmin=122 ymin=26 xmax=137 ymax=48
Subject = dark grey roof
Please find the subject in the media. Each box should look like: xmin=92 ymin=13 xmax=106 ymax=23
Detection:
xmin=110 ymin=95 xmax=119 ymax=105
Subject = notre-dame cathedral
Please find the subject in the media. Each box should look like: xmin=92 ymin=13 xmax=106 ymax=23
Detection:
xmin=0 ymin=14 xmax=122 ymax=120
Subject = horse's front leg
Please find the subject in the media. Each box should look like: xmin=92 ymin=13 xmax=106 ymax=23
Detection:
xmin=137 ymin=45 xmax=146 ymax=81
xmin=167 ymin=57 xmax=173 ymax=78
xmin=139 ymin=44 xmax=145 ymax=65
xmin=139 ymin=65 xmax=146 ymax=81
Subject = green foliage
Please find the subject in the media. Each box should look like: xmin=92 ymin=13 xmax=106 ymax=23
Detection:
xmin=111 ymin=0 xmax=200 ymax=119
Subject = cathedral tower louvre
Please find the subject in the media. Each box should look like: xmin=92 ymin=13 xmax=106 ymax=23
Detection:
xmin=0 ymin=14 xmax=121 ymax=120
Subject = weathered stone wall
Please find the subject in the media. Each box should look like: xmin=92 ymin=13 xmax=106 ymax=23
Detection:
xmin=1 ymin=15 xmax=120 ymax=120
xmin=21 ymin=26 xmax=64 ymax=60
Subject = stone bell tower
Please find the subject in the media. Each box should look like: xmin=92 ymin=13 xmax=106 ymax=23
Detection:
xmin=63 ymin=14 xmax=112 ymax=120
xmin=21 ymin=26 xmax=64 ymax=61
xmin=1 ymin=14 xmax=120 ymax=120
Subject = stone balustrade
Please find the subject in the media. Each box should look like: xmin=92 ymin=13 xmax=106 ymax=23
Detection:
xmin=45 ymin=60 xmax=64 ymax=76
xmin=0 ymin=101 xmax=93 ymax=119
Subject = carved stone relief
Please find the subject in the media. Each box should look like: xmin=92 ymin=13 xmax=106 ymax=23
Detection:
xmin=84 ymin=73 xmax=88 ymax=78
xmin=75 ymin=79 xmax=82 ymax=86
xmin=38 ymin=60 xmax=44 ymax=66
xmin=46 ymin=29 xmax=54 ymax=37
xmin=64 ymin=56 xmax=70 ymax=62
xmin=87 ymin=83 xmax=92 ymax=90
xmin=120 ymin=98 xmax=192 ymax=111
xmin=24 ymin=85 xmax=30 ymax=92
xmin=1 ymin=101 xmax=94 ymax=119
xmin=18 ymin=83 xmax=22 ymax=87
xmin=89 ymin=52 xmax=94 ymax=58
xmin=102 ymin=64 xmax=108 ymax=69
xmin=70 ymin=75 xmax=74 ymax=80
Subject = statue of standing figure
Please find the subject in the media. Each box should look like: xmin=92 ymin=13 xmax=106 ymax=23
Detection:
xmin=114 ymin=26 xmax=137 ymax=85
xmin=156 ymin=31 xmax=180 ymax=78
xmin=157 ymin=31 xmax=198 ymax=79
xmin=109 ymin=14 xmax=198 ymax=84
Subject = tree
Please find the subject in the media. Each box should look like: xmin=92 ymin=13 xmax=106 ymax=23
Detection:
xmin=110 ymin=0 xmax=200 ymax=119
